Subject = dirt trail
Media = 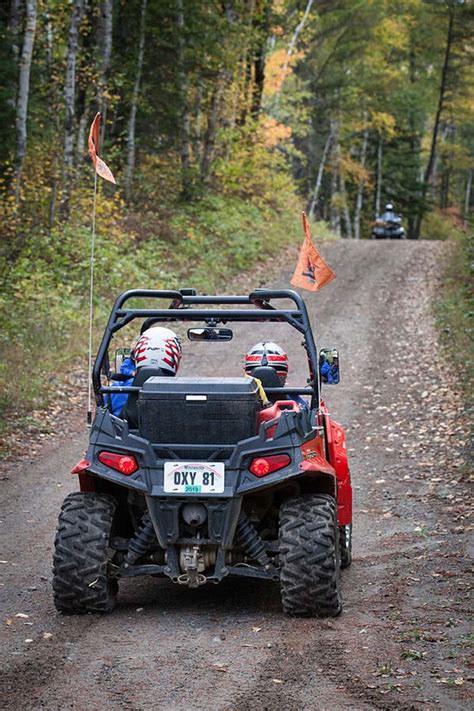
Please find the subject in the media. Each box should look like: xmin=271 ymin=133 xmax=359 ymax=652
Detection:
xmin=1 ymin=240 xmax=471 ymax=711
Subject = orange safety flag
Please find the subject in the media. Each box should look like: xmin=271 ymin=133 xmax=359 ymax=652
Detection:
xmin=290 ymin=212 xmax=336 ymax=292
xmin=88 ymin=112 xmax=116 ymax=184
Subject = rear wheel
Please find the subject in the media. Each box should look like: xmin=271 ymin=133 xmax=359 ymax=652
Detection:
xmin=53 ymin=492 xmax=118 ymax=614
xmin=339 ymin=523 xmax=352 ymax=569
xmin=279 ymin=494 xmax=342 ymax=617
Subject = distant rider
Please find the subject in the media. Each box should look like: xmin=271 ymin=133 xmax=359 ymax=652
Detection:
xmin=378 ymin=203 xmax=402 ymax=225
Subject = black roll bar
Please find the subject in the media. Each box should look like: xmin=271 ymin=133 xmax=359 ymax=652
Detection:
xmin=92 ymin=289 xmax=320 ymax=405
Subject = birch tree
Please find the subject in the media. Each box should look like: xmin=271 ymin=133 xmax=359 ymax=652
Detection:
xmin=9 ymin=0 xmax=23 ymax=65
xmin=13 ymin=0 xmax=37 ymax=203
xmin=98 ymin=0 xmax=113 ymax=144
xmin=125 ymin=0 xmax=147 ymax=201
xmin=353 ymin=123 xmax=368 ymax=240
xmin=274 ymin=0 xmax=314 ymax=108
xmin=62 ymin=0 xmax=85 ymax=179
xmin=329 ymin=121 xmax=341 ymax=235
xmin=375 ymin=137 xmax=383 ymax=216
xmin=176 ymin=0 xmax=191 ymax=197
xmin=339 ymin=160 xmax=352 ymax=238
xmin=307 ymin=126 xmax=333 ymax=220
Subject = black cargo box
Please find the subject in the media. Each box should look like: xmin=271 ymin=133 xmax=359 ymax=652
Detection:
xmin=138 ymin=377 xmax=260 ymax=445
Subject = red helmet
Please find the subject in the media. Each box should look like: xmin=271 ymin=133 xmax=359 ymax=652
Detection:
xmin=244 ymin=342 xmax=288 ymax=375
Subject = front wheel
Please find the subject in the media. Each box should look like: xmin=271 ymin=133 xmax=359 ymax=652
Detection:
xmin=53 ymin=492 xmax=118 ymax=614
xmin=279 ymin=494 xmax=342 ymax=617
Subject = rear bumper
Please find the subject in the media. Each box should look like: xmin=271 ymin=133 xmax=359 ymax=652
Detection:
xmin=82 ymin=407 xmax=330 ymax=498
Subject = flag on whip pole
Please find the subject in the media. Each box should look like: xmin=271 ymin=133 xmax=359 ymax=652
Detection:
xmin=88 ymin=112 xmax=116 ymax=184
xmin=291 ymin=212 xmax=336 ymax=291
xmin=86 ymin=113 xmax=116 ymax=424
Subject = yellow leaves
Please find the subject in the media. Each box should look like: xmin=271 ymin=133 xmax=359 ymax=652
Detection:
xmin=259 ymin=118 xmax=292 ymax=147
xmin=264 ymin=49 xmax=304 ymax=97
xmin=369 ymin=111 xmax=397 ymax=137
xmin=374 ymin=16 xmax=409 ymax=52
xmin=340 ymin=154 xmax=371 ymax=186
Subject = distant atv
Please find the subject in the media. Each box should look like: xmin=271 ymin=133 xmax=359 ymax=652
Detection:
xmin=53 ymin=289 xmax=352 ymax=617
xmin=372 ymin=203 xmax=406 ymax=239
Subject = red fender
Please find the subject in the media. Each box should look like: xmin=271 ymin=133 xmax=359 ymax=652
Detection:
xmin=323 ymin=411 xmax=352 ymax=526
xmin=71 ymin=458 xmax=96 ymax=492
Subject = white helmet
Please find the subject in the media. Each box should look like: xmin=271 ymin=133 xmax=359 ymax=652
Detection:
xmin=132 ymin=326 xmax=182 ymax=374
xmin=385 ymin=203 xmax=394 ymax=210
xmin=245 ymin=342 xmax=288 ymax=375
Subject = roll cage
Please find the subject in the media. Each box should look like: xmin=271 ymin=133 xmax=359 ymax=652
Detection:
xmin=93 ymin=288 xmax=320 ymax=408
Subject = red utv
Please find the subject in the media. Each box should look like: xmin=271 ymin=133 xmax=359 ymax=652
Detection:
xmin=53 ymin=289 xmax=352 ymax=617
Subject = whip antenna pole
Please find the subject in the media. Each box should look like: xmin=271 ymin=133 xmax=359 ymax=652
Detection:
xmin=86 ymin=112 xmax=117 ymax=425
xmin=87 ymin=170 xmax=98 ymax=426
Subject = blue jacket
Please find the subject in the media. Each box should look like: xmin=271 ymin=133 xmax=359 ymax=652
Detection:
xmin=320 ymin=360 xmax=334 ymax=384
xmin=109 ymin=357 xmax=136 ymax=416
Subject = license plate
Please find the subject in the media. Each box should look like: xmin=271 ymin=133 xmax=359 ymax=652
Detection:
xmin=163 ymin=462 xmax=225 ymax=494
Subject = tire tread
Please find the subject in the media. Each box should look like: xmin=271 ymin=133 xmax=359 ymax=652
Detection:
xmin=52 ymin=492 xmax=117 ymax=615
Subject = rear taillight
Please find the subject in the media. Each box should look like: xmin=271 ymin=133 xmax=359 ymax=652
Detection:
xmin=249 ymin=454 xmax=291 ymax=477
xmin=98 ymin=451 xmax=139 ymax=476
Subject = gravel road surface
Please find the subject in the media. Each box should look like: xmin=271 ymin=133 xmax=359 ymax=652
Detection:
xmin=1 ymin=240 xmax=471 ymax=710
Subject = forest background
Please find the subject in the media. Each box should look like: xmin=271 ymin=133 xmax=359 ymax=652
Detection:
xmin=0 ymin=0 xmax=473 ymax=436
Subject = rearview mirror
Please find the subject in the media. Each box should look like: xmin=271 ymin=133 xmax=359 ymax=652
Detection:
xmin=187 ymin=327 xmax=233 ymax=342
xmin=319 ymin=348 xmax=340 ymax=384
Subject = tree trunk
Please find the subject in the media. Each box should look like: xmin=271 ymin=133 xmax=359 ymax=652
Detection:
xmin=9 ymin=0 xmax=23 ymax=65
xmin=76 ymin=106 xmax=89 ymax=164
xmin=238 ymin=49 xmax=253 ymax=127
xmin=125 ymin=0 xmax=147 ymax=201
xmin=60 ymin=0 xmax=85 ymax=219
xmin=43 ymin=6 xmax=53 ymax=70
xmin=329 ymin=122 xmax=341 ymax=235
xmin=274 ymin=0 xmax=314 ymax=108
xmin=375 ymin=136 xmax=383 ymax=216
xmin=201 ymin=81 xmax=224 ymax=184
xmin=339 ymin=160 xmax=352 ymax=239
xmin=353 ymin=123 xmax=369 ymax=240
xmin=192 ymin=82 xmax=203 ymax=165
xmin=176 ymin=0 xmax=191 ymax=198
xmin=62 ymin=0 xmax=85 ymax=173
xmin=13 ymin=0 xmax=37 ymax=204
xmin=307 ymin=126 xmax=333 ymax=220
xmin=414 ymin=6 xmax=455 ymax=238
xmin=250 ymin=0 xmax=270 ymax=119
xmin=330 ymin=169 xmax=340 ymax=235
xmin=98 ymin=0 xmax=113 ymax=145
xmin=463 ymin=170 xmax=472 ymax=227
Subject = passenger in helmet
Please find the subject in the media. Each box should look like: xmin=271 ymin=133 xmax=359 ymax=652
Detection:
xmin=109 ymin=326 xmax=182 ymax=417
xmin=245 ymin=341 xmax=289 ymax=384
xmin=244 ymin=342 xmax=309 ymax=409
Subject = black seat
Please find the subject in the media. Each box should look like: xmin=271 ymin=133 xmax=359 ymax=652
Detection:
xmin=121 ymin=366 xmax=173 ymax=428
xmin=249 ymin=366 xmax=283 ymax=403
